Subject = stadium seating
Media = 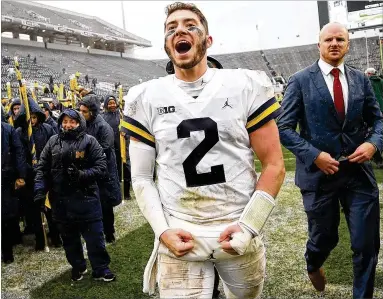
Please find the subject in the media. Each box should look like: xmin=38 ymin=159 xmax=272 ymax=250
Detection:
xmin=1 ymin=1 xmax=30 ymax=21
xmin=155 ymin=36 xmax=380 ymax=81
xmin=2 ymin=0 xmax=381 ymax=100
xmin=1 ymin=43 xmax=167 ymax=98
xmin=1 ymin=35 xmax=381 ymax=99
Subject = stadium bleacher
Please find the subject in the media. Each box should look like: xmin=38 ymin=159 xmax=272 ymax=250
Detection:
xmin=1 ymin=0 xmax=381 ymax=100
xmin=1 ymin=43 xmax=167 ymax=98
xmin=1 ymin=0 xmax=149 ymax=44
xmin=2 ymin=34 xmax=381 ymax=99
xmin=213 ymin=36 xmax=381 ymax=79
xmin=155 ymin=36 xmax=381 ymax=80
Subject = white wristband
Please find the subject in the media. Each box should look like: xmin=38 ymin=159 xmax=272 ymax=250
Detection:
xmin=229 ymin=227 xmax=253 ymax=255
xmin=239 ymin=190 xmax=275 ymax=236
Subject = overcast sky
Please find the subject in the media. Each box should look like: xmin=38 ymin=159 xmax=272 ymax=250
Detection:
xmin=35 ymin=1 xmax=321 ymax=59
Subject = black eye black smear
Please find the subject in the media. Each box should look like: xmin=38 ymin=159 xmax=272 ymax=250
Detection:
xmin=165 ymin=30 xmax=175 ymax=40
xmin=188 ymin=26 xmax=203 ymax=37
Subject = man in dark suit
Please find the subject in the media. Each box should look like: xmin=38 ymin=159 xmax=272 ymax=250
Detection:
xmin=278 ymin=22 xmax=382 ymax=299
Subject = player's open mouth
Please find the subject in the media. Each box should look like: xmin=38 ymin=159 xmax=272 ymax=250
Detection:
xmin=175 ymin=40 xmax=192 ymax=54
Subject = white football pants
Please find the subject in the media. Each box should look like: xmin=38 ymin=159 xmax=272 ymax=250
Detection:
xmin=157 ymin=214 xmax=266 ymax=299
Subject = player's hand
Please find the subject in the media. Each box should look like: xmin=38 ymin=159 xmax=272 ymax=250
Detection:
xmin=314 ymin=152 xmax=339 ymax=175
xmin=160 ymin=229 xmax=194 ymax=257
xmin=218 ymin=224 xmax=243 ymax=255
xmin=348 ymin=142 xmax=376 ymax=163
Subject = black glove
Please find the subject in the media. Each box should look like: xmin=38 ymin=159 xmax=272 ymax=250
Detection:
xmin=34 ymin=191 xmax=46 ymax=212
xmin=67 ymin=163 xmax=84 ymax=182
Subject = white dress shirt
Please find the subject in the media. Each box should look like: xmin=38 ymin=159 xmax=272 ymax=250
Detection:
xmin=318 ymin=58 xmax=349 ymax=114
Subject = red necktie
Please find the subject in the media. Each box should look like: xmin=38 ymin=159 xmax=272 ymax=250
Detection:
xmin=330 ymin=68 xmax=345 ymax=120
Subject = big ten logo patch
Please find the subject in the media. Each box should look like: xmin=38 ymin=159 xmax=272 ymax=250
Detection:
xmin=75 ymin=151 xmax=85 ymax=159
xmin=157 ymin=106 xmax=175 ymax=115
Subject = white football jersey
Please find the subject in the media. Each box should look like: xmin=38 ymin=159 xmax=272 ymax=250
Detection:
xmin=123 ymin=68 xmax=281 ymax=225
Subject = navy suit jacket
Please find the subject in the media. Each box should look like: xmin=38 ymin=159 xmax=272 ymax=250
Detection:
xmin=278 ymin=61 xmax=383 ymax=191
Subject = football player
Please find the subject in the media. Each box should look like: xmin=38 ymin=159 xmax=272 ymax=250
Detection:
xmin=123 ymin=2 xmax=285 ymax=298
xmin=165 ymin=54 xmax=224 ymax=299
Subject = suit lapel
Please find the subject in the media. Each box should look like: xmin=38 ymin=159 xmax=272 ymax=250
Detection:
xmin=343 ymin=65 xmax=355 ymax=129
xmin=309 ymin=61 xmax=342 ymax=124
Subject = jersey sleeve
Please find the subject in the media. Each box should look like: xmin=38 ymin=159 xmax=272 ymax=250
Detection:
xmin=244 ymin=70 xmax=282 ymax=134
xmin=121 ymin=84 xmax=155 ymax=148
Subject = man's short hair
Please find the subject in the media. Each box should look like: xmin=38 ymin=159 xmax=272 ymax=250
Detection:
xmin=319 ymin=22 xmax=349 ymax=41
xmin=164 ymin=2 xmax=209 ymax=34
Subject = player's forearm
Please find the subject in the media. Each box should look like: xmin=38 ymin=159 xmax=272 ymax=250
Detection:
xmin=132 ymin=179 xmax=169 ymax=238
xmin=130 ymin=140 xmax=169 ymax=238
xmin=249 ymin=120 xmax=285 ymax=197
xmin=238 ymin=161 xmax=285 ymax=237
xmin=256 ymin=160 xmax=285 ymax=198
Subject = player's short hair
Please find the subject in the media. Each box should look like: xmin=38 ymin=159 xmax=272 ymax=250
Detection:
xmin=164 ymin=2 xmax=209 ymax=34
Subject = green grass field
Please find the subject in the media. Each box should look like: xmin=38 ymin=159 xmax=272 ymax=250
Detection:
xmin=255 ymin=146 xmax=296 ymax=172
xmin=30 ymin=224 xmax=155 ymax=299
xmin=3 ymin=146 xmax=383 ymax=299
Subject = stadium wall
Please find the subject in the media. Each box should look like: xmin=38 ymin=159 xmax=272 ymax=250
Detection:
xmin=46 ymin=43 xmax=87 ymax=53
xmin=121 ymin=52 xmax=137 ymax=59
xmin=89 ymin=48 xmax=120 ymax=57
xmin=1 ymin=37 xmax=44 ymax=48
xmin=2 ymin=37 xmax=137 ymax=58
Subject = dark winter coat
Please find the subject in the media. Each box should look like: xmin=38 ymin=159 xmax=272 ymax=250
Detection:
xmin=369 ymin=75 xmax=383 ymax=112
xmin=101 ymin=95 xmax=121 ymax=151
xmin=1 ymin=108 xmax=27 ymax=219
xmin=45 ymin=116 xmax=58 ymax=134
xmin=40 ymin=102 xmax=59 ymax=133
xmin=14 ymin=99 xmax=56 ymax=173
xmin=34 ymin=109 xmax=107 ymax=223
xmin=80 ymin=95 xmax=121 ymax=207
